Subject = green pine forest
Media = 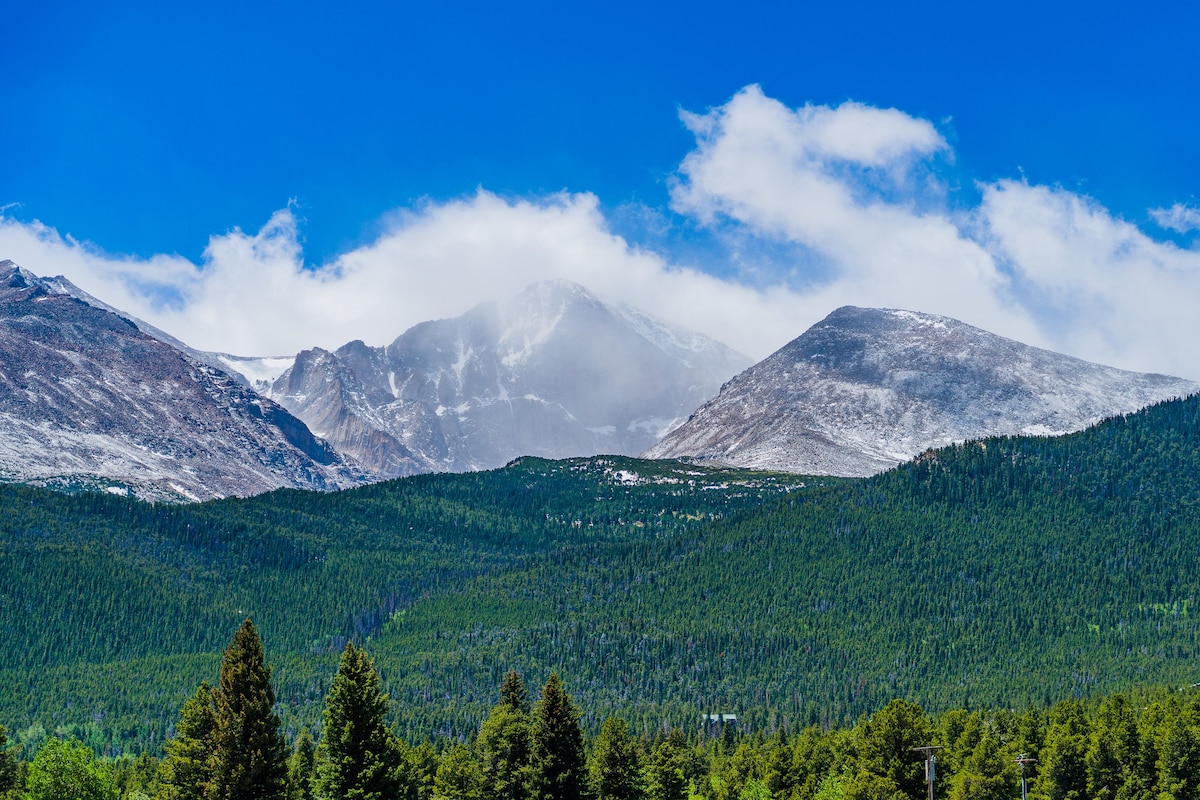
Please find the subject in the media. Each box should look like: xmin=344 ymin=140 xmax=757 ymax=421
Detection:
xmin=3 ymin=393 xmax=1200 ymax=795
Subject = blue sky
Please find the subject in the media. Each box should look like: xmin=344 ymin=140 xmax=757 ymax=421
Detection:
xmin=3 ymin=1 xmax=1200 ymax=376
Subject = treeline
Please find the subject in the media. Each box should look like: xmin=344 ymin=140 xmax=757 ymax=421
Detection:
xmin=5 ymin=620 xmax=1200 ymax=800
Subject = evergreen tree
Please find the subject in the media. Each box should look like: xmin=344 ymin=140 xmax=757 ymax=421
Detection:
xmin=853 ymin=699 xmax=933 ymax=800
xmin=789 ymin=726 xmax=841 ymax=800
xmin=529 ymin=673 xmax=591 ymax=800
xmin=644 ymin=740 xmax=687 ymax=800
xmin=209 ymin=619 xmax=289 ymax=800
xmin=1086 ymin=694 xmax=1139 ymax=800
xmin=1155 ymin=706 xmax=1200 ymax=800
xmin=477 ymin=686 xmax=533 ymax=800
xmin=23 ymin=738 xmax=118 ymax=800
xmin=948 ymin=725 xmax=1017 ymax=800
xmin=432 ymin=744 xmax=484 ymax=800
xmin=590 ymin=717 xmax=643 ymax=800
xmin=156 ymin=683 xmax=216 ymax=800
xmin=1033 ymin=701 xmax=1088 ymax=800
xmin=113 ymin=752 xmax=160 ymax=800
xmin=406 ymin=741 xmax=439 ymax=800
xmin=712 ymin=740 xmax=765 ymax=800
xmin=763 ymin=727 xmax=794 ymax=799
xmin=841 ymin=772 xmax=907 ymax=800
xmin=287 ymin=729 xmax=317 ymax=800
xmin=0 ymin=725 xmax=17 ymax=796
xmin=737 ymin=780 xmax=771 ymax=800
xmin=1133 ymin=700 xmax=1169 ymax=799
xmin=501 ymin=672 xmax=531 ymax=714
xmin=313 ymin=641 xmax=401 ymax=800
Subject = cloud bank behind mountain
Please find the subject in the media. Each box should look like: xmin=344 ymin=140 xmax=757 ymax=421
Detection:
xmin=2 ymin=86 xmax=1198 ymax=379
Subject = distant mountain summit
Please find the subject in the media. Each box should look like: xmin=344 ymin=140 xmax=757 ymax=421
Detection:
xmin=644 ymin=306 xmax=1200 ymax=476
xmin=258 ymin=280 xmax=751 ymax=477
xmin=0 ymin=261 xmax=359 ymax=500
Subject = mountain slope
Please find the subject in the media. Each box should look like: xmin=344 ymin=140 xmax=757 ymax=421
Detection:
xmin=7 ymin=395 xmax=1200 ymax=749
xmin=0 ymin=261 xmax=358 ymax=500
xmin=644 ymin=306 xmax=1199 ymax=475
xmin=261 ymin=280 xmax=751 ymax=477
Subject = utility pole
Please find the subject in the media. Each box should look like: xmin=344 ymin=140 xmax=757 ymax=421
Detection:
xmin=1015 ymin=754 xmax=1037 ymax=800
xmin=913 ymin=745 xmax=942 ymax=800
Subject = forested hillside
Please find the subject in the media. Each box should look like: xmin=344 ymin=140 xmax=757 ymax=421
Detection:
xmin=3 ymin=395 xmax=1200 ymax=757
xmin=0 ymin=458 xmax=812 ymax=753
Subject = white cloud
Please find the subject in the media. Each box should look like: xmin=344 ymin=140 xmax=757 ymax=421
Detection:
xmin=1150 ymin=202 xmax=1200 ymax=234
xmin=2 ymin=85 xmax=1199 ymax=381
xmin=670 ymin=86 xmax=1200 ymax=379
xmin=0 ymin=192 xmax=810 ymax=360
xmin=980 ymin=181 xmax=1200 ymax=378
xmin=671 ymin=85 xmax=1043 ymax=350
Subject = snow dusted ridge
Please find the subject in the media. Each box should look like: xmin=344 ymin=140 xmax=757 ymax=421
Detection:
xmin=17 ymin=252 xmax=1187 ymax=494
xmin=0 ymin=261 xmax=360 ymax=501
xmin=644 ymin=306 xmax=1200 ymax=477
xmin=262 ymin=280 xmax=752 ymax=478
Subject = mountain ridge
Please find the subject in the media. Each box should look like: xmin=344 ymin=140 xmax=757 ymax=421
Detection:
xmin=644 ymin=305 xmax=1200 ymax=475
xmin=259 ymin=279 xmax=752 ymax=478
xmin=0 ymin=260 xmax=361 ymax=500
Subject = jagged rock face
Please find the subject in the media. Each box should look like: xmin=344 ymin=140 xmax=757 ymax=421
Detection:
xmin=0 ymin=261 xmax=359 ymax=501
xmin=267 ymin=280 xmax=751 ymax=477
xmin=644 ymin=306 xmax=1200 ymax=476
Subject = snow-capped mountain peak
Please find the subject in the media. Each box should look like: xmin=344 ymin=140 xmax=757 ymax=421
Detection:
xmin=264 ymin=280 xmax=752 ymax=477
xmin=644 ymin=305 xmax=1200 ymax=476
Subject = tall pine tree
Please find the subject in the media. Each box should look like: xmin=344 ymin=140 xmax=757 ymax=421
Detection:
xmin=478 ymin=674 xmax=533 ymax=800
xmin=1034 ymin=701 xmax=1089 ymax=800
xmin=432 ymin=743 xmax=484 ymax=800
xmin=209 ymin=619 xmax=289 ymax=800
xmin=589 ymin=717 xmax=642 ymax=800
xmin=313 ymin=641 xmax=402 ymax=800
xmin=287 ymin=729 xmax=317 ymax=800
xmin=156 ymin=682 xmax=216 ymax=800
xmin=644 ymin=740 xmax=687 ymax=800
xmin=529 ymin=673 xmax=590 ymax=800
xmin=500 ymin=671 xmax=531 ymax=713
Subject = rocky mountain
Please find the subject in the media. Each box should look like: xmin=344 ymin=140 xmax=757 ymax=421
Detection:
xmin=252 ymin=280 xmax=751 ymax=477
xmin=0 ymin=261 xmax=359 ymax=501
xmin=644 ymin=306 xmax=1200 ymax=476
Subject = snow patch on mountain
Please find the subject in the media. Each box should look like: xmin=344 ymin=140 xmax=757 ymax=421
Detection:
xmin=217 ymin=355 xmax=296 ymax=391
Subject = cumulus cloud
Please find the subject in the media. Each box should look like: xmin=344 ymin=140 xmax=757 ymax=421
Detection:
xmin=1150 ymin=202 xmax=1200 ymax=234
xmin=980 ymin=181 xmax=1200 ymax=377
xmin=671 ymin=85 xmax=1042 ymax=348
xmin=667 ymin=86 xmax=1200 ymax=379
xmin=0 ymin=192 xmax=807 ymax=360
xmin=2 ymin=84 xmax=1199 ymax=380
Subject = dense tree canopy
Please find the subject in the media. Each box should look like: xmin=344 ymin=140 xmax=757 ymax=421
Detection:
xmin=155 ymin=682 xmax=215 ymax=800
